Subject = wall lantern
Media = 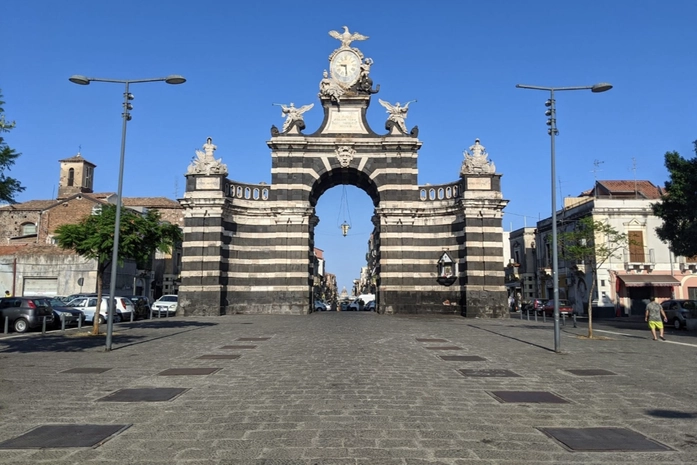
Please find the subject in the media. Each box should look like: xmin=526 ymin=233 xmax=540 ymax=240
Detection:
xmin=436 ymin=251 xmax=458 ymax=286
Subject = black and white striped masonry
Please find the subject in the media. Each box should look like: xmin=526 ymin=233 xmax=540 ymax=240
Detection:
xmin=177 ymin=29 xmax=509 ymax=317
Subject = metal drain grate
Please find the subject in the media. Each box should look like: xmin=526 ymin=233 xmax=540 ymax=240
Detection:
xmin=458 ymin=369 xmax=520 ymax=378
xmin=490 ymin=391 xmax=569 ymax=403
xmin=220 ymin=345 xmax=257 ymax=350
xmin=539 ymin=427 xmax=672 ymax=451
xmin=157 ymin=368 xmax=221 ymax=376
xmin=196 ymin=354 xmax=241 ymax=360
xmin=98 ymin=388 xmax=188 ymax=402
xmin=439 ymin=355 xmax=486 ymax=361
xmin=60 ymin=368 xmax=112 ymax=374
xmin=424 ymin=346 xmax=462 ymax=350
xmin=566 ymin=369 xmax=617 ymax=376
xmin=0 ymin=424 xmax=130 ymax=449
xmin=236 ymin=337 xmax=270 ymax=341
xmin=416 ymin=338 xmax=449 ymax=342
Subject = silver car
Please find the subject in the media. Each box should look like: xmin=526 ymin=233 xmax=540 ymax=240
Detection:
xmin=661 ymin=299 xmax=697 ymax=330
xmin=65 ymin=296 xmax=134 ymax=323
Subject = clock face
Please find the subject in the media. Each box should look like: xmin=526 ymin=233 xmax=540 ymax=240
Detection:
xmin=330 ymin=50 xmax=361 ymax=86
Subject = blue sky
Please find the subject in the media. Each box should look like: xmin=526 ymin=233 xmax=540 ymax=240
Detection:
xmin=2 ymin=1 xmax=696 ymax=292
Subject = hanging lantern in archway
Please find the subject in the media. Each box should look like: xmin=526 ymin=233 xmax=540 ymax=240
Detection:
xmin=337 ymin=184 xmax=352 ymax=237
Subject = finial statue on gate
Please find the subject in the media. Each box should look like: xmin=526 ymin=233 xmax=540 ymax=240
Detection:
xmin=328 ymin=26 xmax=369 ymax=48
xmin=273 ymin=102 xmax=314 ymax=134
xmin=378 ymin=99 xmax=416 ymax=134
xmin=461 ymin=138 xmax=495 ymax=175
xmin=187 ymin=137 xmax=228 ymax=176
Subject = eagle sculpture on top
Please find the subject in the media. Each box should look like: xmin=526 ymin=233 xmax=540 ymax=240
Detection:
xmin=329 ymin=26 xmax=369 ymax=48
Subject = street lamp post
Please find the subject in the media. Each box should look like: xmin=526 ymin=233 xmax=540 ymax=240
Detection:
xmin=69 ymin=74 xmax=186 ymax=351
xmin=515 ymin=82 xmax=612 ymax=353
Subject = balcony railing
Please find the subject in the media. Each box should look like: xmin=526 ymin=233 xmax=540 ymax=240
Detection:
xmin=624 ymin=248 xmax=655 ymax=271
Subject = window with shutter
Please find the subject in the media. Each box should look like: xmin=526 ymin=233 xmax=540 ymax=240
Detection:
xmin=628 ymin=231 xmax=644 ymax=262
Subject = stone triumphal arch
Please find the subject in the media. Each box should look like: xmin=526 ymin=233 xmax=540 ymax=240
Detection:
xmin=177 ymin=27 xmax=508 ymax=317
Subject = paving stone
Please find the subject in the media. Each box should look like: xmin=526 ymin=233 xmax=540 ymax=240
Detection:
xmin=1 ymin=314 xmax=695 ymax=464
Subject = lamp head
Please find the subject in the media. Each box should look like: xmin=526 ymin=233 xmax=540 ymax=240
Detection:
xmin=591 ymin=82 xmax=612 ymax=93
xmin=69 ymin=75 xmax=90 ymax=85
xmin=165 ymin=75 xmax=186 ymax=85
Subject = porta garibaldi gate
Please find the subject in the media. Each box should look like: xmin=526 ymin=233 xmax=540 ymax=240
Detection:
xmin=177 ymin=27 xmax=508 ymax=318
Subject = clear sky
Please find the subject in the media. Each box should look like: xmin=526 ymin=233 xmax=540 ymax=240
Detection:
xmin=2 ymin=1 xmax=696 ymax=293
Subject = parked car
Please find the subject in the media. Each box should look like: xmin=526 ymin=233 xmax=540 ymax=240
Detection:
xmin=340 ymin=301 xmax=350 ymax=311
xmin=661 ymin=299 xmax=697 ymax=330
xmin=0 ymin=296 xmax=55 ymax=333
xmin=49 ymin=298 xmax=85 ymax=328
xmin=364 ymin=301 xmax=376 ymax=312
xmin=151 ymin=295 xmax=178 ymax=317
xmin=314 ymin=301 xmax=327 ymax=311
xmin=64 ymin=296 xmax=134 ymax=323
xmin=542 ymin=299 xmax=574 ymax=317
xmin=523 ymin=298 xmax=547 ymax=315
xmin=123 ymin=295 xmax=152 ymax=320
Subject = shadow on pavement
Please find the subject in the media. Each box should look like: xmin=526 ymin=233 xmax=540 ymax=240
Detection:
xmin=645 ymin=409 xmax=697 ymax=419
xmin=466 ymin=324 xmax=555 ymax=352
xmin=0 ymin=321 xmax=217 ymax=353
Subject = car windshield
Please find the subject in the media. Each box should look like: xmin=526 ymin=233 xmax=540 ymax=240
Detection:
xmin=49 ymin=299 xmax=64 ymax=307
xmin=160 ymin=296 xmax=177 ymax=302
xmin=681 ymin=300 xmax=697 ymax=310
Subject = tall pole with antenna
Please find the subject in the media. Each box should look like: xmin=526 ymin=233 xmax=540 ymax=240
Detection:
xmin=592 ymin=159 xmax=604 ymax=198
xmin=631 ymin=157 xmax=638 ymax=199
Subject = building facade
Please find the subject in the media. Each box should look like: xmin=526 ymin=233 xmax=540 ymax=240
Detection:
xmin=523 ymin=180 xmax=697 ymax=317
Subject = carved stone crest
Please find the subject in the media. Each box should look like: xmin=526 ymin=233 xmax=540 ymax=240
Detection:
xmin=187 ymin=137 xmax=228 ymax=176
xmin=335 ymin=146 xmax=355 ymax=168
xmin=461 ymin=138 xmax=495 ymax=175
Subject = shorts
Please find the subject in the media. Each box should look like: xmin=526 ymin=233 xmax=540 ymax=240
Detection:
xmin=648 ymin=320 xmax=663 ymax=330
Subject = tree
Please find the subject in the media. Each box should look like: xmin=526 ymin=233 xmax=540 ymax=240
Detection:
xmin=54 ymin=204 xmax=182 ymax=334
xmin=0 ymin=90 xmax=25 ymax=203
xmin=558 ymin=216 xmax=630 ymax=338
xmin=652 ymin=142 xmax=697 ymax=257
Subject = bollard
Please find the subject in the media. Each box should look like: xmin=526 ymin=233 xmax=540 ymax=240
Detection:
xmin=61 ymin=313 xmax=66 ymax=332
xmin=526 ymin=310 xmax=530 ymax=321
xmin=534 ymin=311 xmax=538 ymax=322
xmin=562 ymin=313 xmax=566 ymax=326
xmin=150 ymin=308 xmax=154 ymax=320
xmin=543 ymin=311 xmax=546 ymax=323
xmin=78 ymin=315 xmax=82 ymax=330
xmin=158 ymin=308 xmax=161 ymax=319
xmin=573 ymin=314 xmax=577 ymax=328
xmin=4 ymin=316 xmax=8 ymax=334
xmin=130 ymin=311 xmax=134 ymax=323
xmin=519 ymin=309 xmax=523 ymax=320
xmin=42 ymin=316 xmax=46 ymax=334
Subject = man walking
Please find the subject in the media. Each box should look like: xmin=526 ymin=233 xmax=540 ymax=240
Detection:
xmin=645 ymin=297 xmax=668 ymax=341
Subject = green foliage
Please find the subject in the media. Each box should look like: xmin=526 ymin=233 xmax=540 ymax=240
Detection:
xmin=54 ymin=204 xmax=182 ymax=272
xmin=652 ymin=143 xmax=697 ymax=257
xmin=558 ymin=216 xmax=630 ymax=338
xmin=559 ymin=216 xmax=629 ymax=269
xmin=0 ymin=90 xmax=25 ymax=203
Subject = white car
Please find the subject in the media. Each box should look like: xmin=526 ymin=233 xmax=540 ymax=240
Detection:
xmin=314 ymin=300 xmax=327 ymax=311
xmin=65 ymin=296 xmax=134 ymax=323
xmin=152 ymin=295 xmax=178 ymax=317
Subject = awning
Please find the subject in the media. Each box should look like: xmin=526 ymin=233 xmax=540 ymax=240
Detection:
xmin=618 ymin=274 xmax=681 ymax=287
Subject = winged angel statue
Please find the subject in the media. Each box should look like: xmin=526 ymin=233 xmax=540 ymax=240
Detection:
xmin=378 ymin=99 xmax=416 ymax=134
xmin=328 ymin=26 xmax=368 ymax=48
xmin=275 ymin=103 xmax=314 ymax=133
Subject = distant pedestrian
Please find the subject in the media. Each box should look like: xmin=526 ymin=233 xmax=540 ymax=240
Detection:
xmin=3 ymin=290 xmax=10 ymax=297
xmin=508 ymin=294 xmax=515 ymax=312
xmin=645 ymin=297 xmax=668 ymax=341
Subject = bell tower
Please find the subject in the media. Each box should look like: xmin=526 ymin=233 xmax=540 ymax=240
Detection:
xmin=57 ymin=152 xmax=96 ymax=199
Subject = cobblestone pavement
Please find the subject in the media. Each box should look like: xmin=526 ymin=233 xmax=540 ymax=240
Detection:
xmin=1 ymin=312 xmax=696 ymax=464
